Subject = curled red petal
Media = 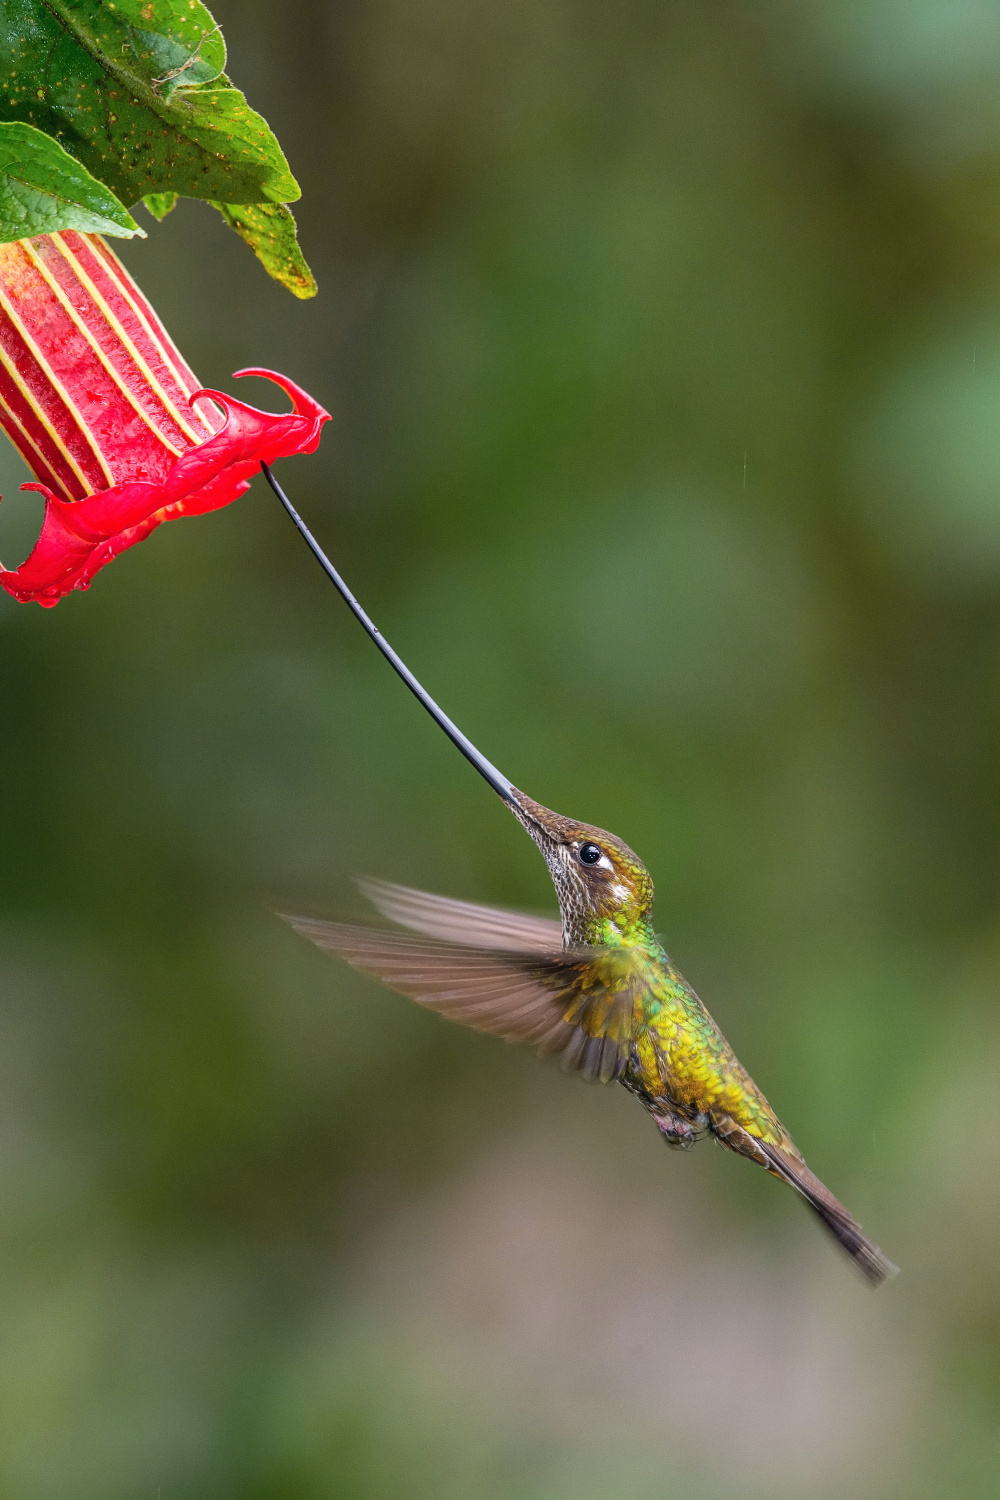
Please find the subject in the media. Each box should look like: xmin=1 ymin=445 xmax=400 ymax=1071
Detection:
xmin=0 ymin=370 xmax=329 ymax=606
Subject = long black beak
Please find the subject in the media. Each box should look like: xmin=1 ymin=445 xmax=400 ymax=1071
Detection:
xmin=261 ymin=462 xmax=517 ymax=805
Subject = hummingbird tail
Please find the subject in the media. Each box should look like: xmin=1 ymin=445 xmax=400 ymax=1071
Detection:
xmin=757 ymin=1141 xmax=898 ymax=1287
xmin=712 ymin=1116 xmax=896 ymax=1285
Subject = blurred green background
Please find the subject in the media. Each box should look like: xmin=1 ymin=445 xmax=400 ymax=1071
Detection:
xmin=1 ymin=0 xmax=999 ymax=1494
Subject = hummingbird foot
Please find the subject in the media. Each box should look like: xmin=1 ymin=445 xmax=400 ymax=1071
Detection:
xmin=651 ymin=1106 xmax=706 ymax=1151
xmin=620 ymin=1076 xmax=708 ymax=1149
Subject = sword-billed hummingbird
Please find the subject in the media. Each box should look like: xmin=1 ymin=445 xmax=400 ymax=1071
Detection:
xmin=264 ymin=464 xmax=896 ymax=1285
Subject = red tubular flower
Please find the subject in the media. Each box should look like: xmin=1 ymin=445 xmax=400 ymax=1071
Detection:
xmin=0 ymin=232 xmax=329 ymax=606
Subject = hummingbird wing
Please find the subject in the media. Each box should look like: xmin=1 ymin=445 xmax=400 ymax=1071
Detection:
xmin=357 ymin=878 xmax=563 ymax=953
xmin=280 ymin=913 xmax=640 ymax=1084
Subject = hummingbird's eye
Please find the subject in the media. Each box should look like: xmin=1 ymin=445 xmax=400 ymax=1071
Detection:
xmin=579 ymin=842 xmax=602 ymax=865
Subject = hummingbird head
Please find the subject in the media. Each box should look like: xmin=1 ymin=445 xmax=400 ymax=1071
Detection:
xmin=508 ymin=789 xmax=654 ymax=946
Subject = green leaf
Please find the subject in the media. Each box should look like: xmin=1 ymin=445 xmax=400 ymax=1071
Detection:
xmin=0 ymin=0 xmax=300 ymax=208
xmin=209 ymin=202 xmax=317 ymax=300
xmin=142 ymin=191 xmax=178 ymax=221
xmin=0 ymin=119 xmax=143 ymax=241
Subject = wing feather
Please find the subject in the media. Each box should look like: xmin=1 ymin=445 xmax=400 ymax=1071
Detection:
xmin=281 ymin=911 xmax=639 ymax=1083
xmin=358 ymin=878 xmax=563 ymax=954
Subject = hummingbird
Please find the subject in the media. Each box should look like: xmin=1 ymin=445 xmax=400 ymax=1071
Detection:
xmin=263 ymin=464 xmax=897 ymax=1286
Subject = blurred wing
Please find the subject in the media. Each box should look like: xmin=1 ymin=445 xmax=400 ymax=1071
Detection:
xmin=358 ymin=878 xmax=563 ymax=954
xmin=281 ymin=914 xmax=639 ymax=1084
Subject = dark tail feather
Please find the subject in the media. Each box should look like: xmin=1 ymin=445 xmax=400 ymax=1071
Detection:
xmin=758 ymin=1141 xmax=898 ymax=1286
